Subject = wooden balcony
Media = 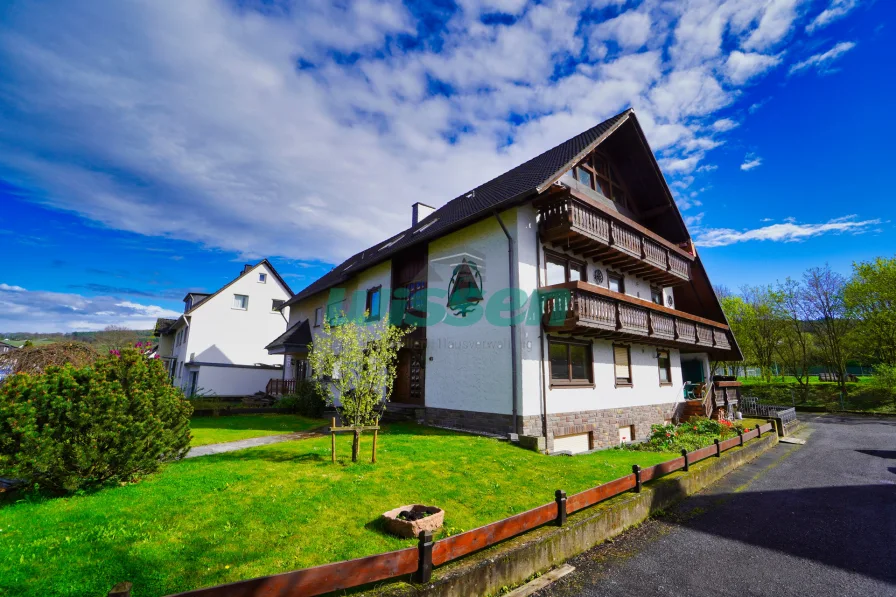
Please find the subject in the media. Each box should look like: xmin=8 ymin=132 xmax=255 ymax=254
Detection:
xmin=540 ymin=281 xmax=733 ymax=352
xmin=537 ymin=189 xmax=694 ymax=286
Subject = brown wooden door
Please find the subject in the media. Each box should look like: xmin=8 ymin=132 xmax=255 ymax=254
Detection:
xmin=393 ymin=348 xmax=424 ymax=406
xmin=393 ymin=348 xmax=411 ymax=404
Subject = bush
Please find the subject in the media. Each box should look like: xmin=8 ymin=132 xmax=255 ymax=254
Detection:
xmin=279 ymin=380 xmax=327 ymax=418
xmin=0 ymin=345 xmax=193 ymax=493
xmin=627 ymin=416 xmax=734 ymax=453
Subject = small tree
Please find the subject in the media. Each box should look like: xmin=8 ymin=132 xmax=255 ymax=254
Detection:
xmin=844 ymin=257 xmax=896 ymax=366
xmin=804 ymin=265 xmax=853 ymax=394
xmin=777 ymin=278 xmax=816 ymax=401
xmin=308 ymin=313 xmax=411 ymax=461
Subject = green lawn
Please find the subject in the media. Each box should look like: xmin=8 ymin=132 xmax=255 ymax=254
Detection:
xmin=0 ymin=423 xmax=676 ymax=597
xmin=737 ymin=376 xmax=895 ymax=413
xmin=189 ymin=414 xmax=327 ymax=447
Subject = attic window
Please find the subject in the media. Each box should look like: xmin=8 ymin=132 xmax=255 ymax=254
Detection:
xmin=379 ymin=234 xmax=405 ymax=251
xmin=258 ymin=273 xmax=267 ymax=283
xmin=572 ymin=151 xmax=630 ymax=208
xmin=414 ymin=218 xmax=439 ymax=234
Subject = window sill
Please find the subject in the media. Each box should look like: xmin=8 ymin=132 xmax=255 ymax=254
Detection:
xmin=615 ymin=382 xmax=633 ymax=388
xmin=550 ymin=381 xmax=595 ymax=389
xmin=659 ymin=382 xmax=673 ymax=387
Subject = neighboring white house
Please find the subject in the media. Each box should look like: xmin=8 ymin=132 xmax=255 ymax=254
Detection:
xmin=155 ymin=260 xmax=293 ymax=398
xmin=269 ymin=109 xmax=742 ymax=453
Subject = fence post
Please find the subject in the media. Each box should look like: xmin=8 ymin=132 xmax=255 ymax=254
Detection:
xmin=714 ymin=438 xmax=721 ymax=457
xmin=681 ymin=449 xmax=689 ymax=472
xmin=632 ymin=464 xmax=642 ymax=493
xmin=756 ymin=424 xmax=762 ymax=438
xmin=555 ymin=490 xmax=567 ymax=526
xmin=108 ymin=582 xmax=132 ymax=597
xmin=413 ymin=530 xmax=433 ymax=584
xmin=738 ymin=429 xmax=743 ymax=447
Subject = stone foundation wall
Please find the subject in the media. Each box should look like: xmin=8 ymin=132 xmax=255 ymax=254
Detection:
xmin=422 ymin=404 xmax=678 ymax=452
xmin=546 ymin=403 xmax=678 ymax=452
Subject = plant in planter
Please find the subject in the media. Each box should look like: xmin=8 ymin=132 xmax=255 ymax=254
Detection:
xmin=382 ymin=505 xmax=444 ymax=538
xmin=308 ymin=312 xmax=412 ymax=462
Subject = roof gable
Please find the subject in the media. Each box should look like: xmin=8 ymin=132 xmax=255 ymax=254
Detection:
xmin=188 ymin=259 xmax=294 ymax=315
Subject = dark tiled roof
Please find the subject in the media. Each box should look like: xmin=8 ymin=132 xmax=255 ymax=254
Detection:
xmin=286 ymin=109 xmax=633 ymax=306
xmin=265 ymin=318 xmax=312 ymax=351
xmin=152 ymin=318 xmax=177 ymax=337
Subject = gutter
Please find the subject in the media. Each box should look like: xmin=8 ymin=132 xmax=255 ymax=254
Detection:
xmin=494 ymin=210 xmax=520 ymax=436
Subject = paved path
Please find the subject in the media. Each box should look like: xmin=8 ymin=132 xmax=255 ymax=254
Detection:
xmin=185 ymin=431 xmax=320 ymax=458
xmin=535 ymin=414 xmax=896 ymax=597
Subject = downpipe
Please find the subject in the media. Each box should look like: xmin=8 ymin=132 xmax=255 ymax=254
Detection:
xmin=494 ymin=210 xmax=520 ymax=436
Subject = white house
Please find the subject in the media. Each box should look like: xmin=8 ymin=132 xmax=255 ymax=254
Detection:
xmin=155 ymin=260 xmax=293 ymax=398
xmin=269 ymin=109 xmax=743 ymax=453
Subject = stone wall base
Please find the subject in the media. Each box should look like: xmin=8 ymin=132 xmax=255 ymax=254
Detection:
xmin=422 ymin=404 xmax=681 ymax=452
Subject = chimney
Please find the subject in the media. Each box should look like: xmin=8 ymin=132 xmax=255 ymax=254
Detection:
xmin=242 ymin=264 xmax=253 ymax=275
xmin=412 ymin=202 xmax=436 ymax=227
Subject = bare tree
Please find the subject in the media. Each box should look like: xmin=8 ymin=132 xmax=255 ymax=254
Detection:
xmin=803 ymin=265 xmax=852 ymax=394
xmin=776 ymin=278 xmax=815 ymax=401
xmin=101 ymin=325 xmax=138 ymax=351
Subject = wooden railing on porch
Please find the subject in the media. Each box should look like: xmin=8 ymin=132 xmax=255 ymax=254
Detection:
xmin=266 ymin=378 xmax=297 ymax=396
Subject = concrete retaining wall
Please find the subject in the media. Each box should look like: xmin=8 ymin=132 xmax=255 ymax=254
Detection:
xmin=369 ymin=432 xmax=778 ymax=597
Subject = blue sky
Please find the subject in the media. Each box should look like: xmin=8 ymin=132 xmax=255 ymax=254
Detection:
xmin=0 ymin=0 xmax=891 ymax=332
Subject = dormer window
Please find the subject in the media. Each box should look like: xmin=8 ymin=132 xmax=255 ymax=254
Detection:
xmin=258 ymin=273 xmax=267 ymax=283
xmin=185 ymin=297 xmax=192 ymax=312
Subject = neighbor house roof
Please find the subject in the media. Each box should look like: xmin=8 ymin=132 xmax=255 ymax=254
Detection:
xmin=185 ymin=259 xmax=294 ymax=316
xmin=152 ymin=318 xmax=178 ymax=337
xmin=285 ymin=109 xmax=634 ymax=307
xmin=265 ymin=318 xmax=312 ymax=354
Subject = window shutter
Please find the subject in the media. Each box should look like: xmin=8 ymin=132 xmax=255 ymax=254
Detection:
xmin=614 ymin=346 xmax=630 ymax=380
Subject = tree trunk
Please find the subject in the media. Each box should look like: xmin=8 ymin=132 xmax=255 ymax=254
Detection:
xmin=351 ymin=430 xmax=360 ymax=463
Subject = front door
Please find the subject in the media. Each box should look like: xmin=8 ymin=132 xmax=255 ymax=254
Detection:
xmin=393 ymin=348 xmax=425 ymax=406
xmin=681 ymin=359 xmax=705 ymax=384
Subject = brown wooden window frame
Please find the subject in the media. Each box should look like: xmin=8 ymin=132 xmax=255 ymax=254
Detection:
xmin=657 ymin=349 xmax=672 ymax=386
xmin=543 ymin=250 xmax=587 ymax=287
xmin=607 ymin=271 xmax=625 ymax=294
xmin=613 ymin=344 xmax=633 ymax=387
xmin=548 ymin=337 xmax=594 ymax=388
xmin=571 ymin=150 xmax=631 ymax=209
xmin=314 ymin=306 xmax=323 ymax=328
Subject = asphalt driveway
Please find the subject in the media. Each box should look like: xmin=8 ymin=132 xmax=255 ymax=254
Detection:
xmin=535 ymin=414 xmax=896 ymax=597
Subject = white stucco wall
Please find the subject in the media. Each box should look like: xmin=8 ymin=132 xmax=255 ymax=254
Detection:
xmin=191 ymin=364 xmax=280 ymax=398
xmin=184 ymin=262 xmax=291 ymax=368
xmin=423 ymin=211 xmax=517 ymax=415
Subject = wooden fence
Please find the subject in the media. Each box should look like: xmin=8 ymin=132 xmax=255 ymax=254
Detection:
xmin=111 ymin=423 xmax=776 ymax=597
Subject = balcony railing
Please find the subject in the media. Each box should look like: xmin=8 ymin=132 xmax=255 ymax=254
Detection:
xmin=537 ymin=191 xmax=693 ymax=285
xmin=541 ymin=281 xmax=733 ymax=352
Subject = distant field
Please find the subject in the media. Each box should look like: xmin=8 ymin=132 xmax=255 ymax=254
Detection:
xmin=737 ymin=375 xmax=873 ymax=386
xmin=2 ymin=339 xmax=57 ymax=347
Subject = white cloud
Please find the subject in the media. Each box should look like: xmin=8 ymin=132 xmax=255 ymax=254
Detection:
xmin=694 ymin=215 xmax=882 ymax=247
xmin=711 ymin=118 xmax=739 ymax=132
xmin=725 ymin=51 xmax=783 ymax=85
xmin=0 ymin=0 xmax=865 ymax=270
xmin=590 ymin=11 xmax=652 ymax=50
xmin=684 ymin=212 xmax=705 ymax=227
xmin=807 ymin=0 xmax=859 ymax=33
xmin=740 ymin=155 xmax=763 ymax=170
xmin=742 ymin=0 xmax=805 ymax=52
xmin=789 ymin=41 xmax=857 ymax=75
xmin=0 ymin=284 xmax=181 ymax=333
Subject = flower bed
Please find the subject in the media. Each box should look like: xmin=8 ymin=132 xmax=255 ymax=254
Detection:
xmin=625 ymin=416 xmax=748 ymax=453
